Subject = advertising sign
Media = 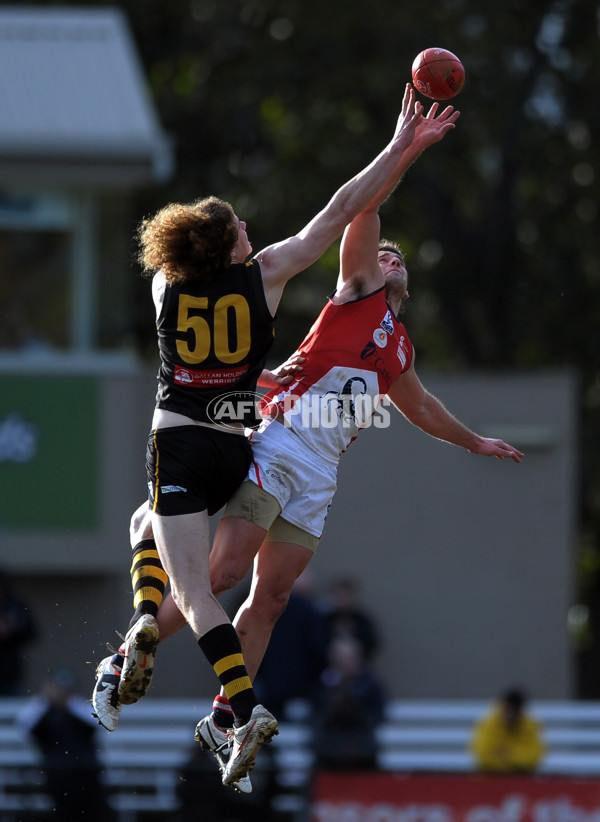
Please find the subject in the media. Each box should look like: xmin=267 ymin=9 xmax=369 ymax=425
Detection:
xmin=0 ymin=375 xmax=98 ymax=529
xmin=312 ymin=772 xmax=600 ymax=822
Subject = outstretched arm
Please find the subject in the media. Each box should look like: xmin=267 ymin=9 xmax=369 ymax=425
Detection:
xmin=387 ymin=364 xmax=524 ymax=463
xmin=255 ymin=84 xmax=424 ymax=314
xmin=366 ymin=101 xmax=460 ymax=212
xmin=336 ymin=100 xmax=460 ymax=295
xmin=337 ymin=103 xmax=460 ymax=299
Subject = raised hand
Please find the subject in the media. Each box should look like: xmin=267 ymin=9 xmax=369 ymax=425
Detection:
xmin=412 ymin=98 xmax=461 ymax=149
xmin=391 ymin=84 xmax=425 ymax=149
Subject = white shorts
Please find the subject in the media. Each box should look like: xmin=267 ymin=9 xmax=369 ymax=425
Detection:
xmin=245 ymin=419 xmax=338 ymax=539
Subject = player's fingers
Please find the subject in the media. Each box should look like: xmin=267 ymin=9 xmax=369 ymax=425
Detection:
xmin=503 ymin=445 xmax=523 ymax=463
xmin=439 ymin=105 xmax=455 ymax=119
xmin=441 ymin=108 xmax=460 ymax=126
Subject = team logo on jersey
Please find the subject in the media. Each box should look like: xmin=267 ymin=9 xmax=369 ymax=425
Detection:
xmin=323 ymin=377 xmax=368 ymax=426
xmin=360 ymin=341 xmax=376 ymax=359
xmin=380 ymin=310 xmax=395 ymax=335
xmin=373 ymin=328 xmax=388 ymax=348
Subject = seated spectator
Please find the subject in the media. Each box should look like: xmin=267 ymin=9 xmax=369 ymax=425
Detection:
xmin=470 ymin=688 xmax=546 ymax=773
xmin=313 ymin=634 xmax=387 ymax=770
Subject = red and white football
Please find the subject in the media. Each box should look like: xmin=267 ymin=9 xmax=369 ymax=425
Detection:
xmin=411 ymin=48 xmax=465 ymax=100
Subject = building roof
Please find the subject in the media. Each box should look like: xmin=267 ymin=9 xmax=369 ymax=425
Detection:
xmin=0 ymin=6 xmax=173 ymax=187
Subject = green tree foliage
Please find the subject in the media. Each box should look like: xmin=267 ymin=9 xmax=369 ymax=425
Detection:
xmin=106 ymin=0 xmax=598 ymax=368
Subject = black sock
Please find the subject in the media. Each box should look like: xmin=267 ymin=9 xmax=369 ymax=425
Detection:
xmin=197 ymin=624 xmax=257 ymax=726
xmin=128 ymin=539 xmax=168 ymax=630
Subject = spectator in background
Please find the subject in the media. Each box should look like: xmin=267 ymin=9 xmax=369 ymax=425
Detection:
xmin=253 ymin=569 xmax=328 ymax=718
xmin=320 ymin=576 xmax=380 ymax=661
xmin=17 ymin=670 xmax=115 ymax=822
xmin=313 ymin=634 xmax=387 ymax=771
xmin=0 ymin=569 xmax=36 ymax=695
xmin=470 ymin=688 xmax=546 ymax=773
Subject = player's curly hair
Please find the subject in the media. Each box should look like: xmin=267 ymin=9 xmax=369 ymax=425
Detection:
xmin=136 ymin=196 xmax=239 ymax=284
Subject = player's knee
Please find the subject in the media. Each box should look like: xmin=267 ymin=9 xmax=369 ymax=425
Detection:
xmin=129 ymin=503 xmax=152 ymax=545
xmin=258 ymin=587 xmax=292 ymax=625
xmin=210 ymin=563 xmax=245 ymax=596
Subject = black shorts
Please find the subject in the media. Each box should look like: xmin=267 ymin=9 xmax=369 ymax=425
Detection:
xmin=146 ymin=425 xmax=252 ymax=516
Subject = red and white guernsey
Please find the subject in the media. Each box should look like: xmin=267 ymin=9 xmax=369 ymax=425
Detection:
xmin=261 ymin=287 xmax=413 ymax=463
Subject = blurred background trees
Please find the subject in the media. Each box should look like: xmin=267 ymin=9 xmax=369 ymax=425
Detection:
xmin=37 ymin=0 xmax=600 ymax=692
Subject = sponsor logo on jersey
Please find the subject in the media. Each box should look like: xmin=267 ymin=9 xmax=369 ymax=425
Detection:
xmin=174 ymin=363 xmax=250 ymax=387
xmin=360 ymin=341 xmax=377 ymax=359
xmin=380 ymin=310 xmax=395 ymax=335
xmin=397 ymin=335 xmax=408 ymax=367
xmin=373 ymin=328 xmax=388 ymax=348
xmin=265 ymin=468 xmax=286 ymax=489
xmin=161 ymin=485 xmax=188 ymax=494
xmin=174 ymin=368 xmax=194 ymax=384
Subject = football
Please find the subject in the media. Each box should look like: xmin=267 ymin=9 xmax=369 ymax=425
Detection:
xmin=411 ymin=48 xmax=465 ymax=100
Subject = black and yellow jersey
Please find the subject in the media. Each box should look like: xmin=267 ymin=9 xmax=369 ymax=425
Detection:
xmin=155 ymin=259 xmax=275 ymax=426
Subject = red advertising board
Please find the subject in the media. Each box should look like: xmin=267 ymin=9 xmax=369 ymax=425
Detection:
xmin=312 ymin=772 xmax=600 ymax=822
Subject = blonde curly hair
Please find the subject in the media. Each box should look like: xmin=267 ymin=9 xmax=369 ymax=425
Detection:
xmin=136 ymin=196 xmax=239 ymax=284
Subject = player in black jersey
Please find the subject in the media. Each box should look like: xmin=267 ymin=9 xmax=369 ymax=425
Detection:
xmin=93 ymin=84 xmax=433 ymax=788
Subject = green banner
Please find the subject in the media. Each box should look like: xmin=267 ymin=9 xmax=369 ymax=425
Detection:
xmin=0 ymin=376 xmax=98 ymax=529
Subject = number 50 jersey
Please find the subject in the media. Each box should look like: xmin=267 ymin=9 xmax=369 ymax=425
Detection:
xmin=154 ymin=260 xmax=274 ymax=426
